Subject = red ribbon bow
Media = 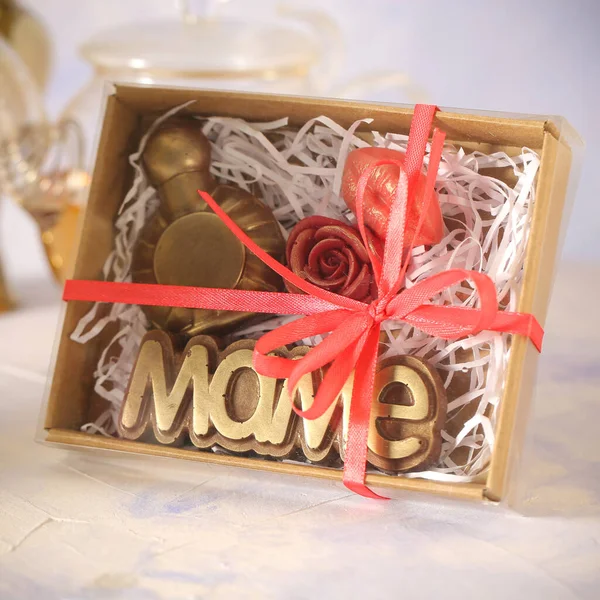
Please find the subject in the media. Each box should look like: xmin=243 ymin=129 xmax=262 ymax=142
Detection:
xmin=64 ymin=105 xmax=543 ymax=499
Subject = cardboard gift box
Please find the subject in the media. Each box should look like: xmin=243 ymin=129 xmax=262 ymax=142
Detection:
xmin=41 ymin=85 xmax=582 ymax=503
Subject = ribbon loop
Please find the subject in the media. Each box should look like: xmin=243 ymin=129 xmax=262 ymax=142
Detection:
xmin=386 ymin=268 xmax=499 ymax=338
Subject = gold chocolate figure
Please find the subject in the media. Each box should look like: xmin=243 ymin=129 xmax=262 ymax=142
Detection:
xmin=131 ymin=120 xmax=285 ymax=335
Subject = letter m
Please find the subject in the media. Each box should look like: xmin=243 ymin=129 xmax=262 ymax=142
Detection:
xmin=119 ymin=333 xmax=210 ymax=443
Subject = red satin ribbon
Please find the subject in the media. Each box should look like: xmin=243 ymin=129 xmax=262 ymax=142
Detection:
xmin=63 ymin=105 xmax=543 ymax=499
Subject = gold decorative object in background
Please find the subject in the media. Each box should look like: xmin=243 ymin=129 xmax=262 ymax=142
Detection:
xmin=0 ymin=0 xmax=51 ymax=90
xmin=132 ymin=120 xmax=285 ymax=335
xmin=34 ymin=176 xmax=87 ymax=282
xmin=0 ymin=258 xmax=11 ymax=311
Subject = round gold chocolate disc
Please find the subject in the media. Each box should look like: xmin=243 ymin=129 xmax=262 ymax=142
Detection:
xmin=154 ymin=213 xmax=245 ymax=289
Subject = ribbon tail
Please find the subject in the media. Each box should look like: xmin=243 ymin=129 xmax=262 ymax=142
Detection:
xmin=403 ymin=304 xmax=544 ymax=351
xmin=342 ymin=325 xmax=388 ymax=500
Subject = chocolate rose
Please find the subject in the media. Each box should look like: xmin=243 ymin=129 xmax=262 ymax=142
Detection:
xmin=285 ymin=216 xmax=382 ymax=302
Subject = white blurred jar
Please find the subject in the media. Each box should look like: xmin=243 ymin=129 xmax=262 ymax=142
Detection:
xmin=60 ymin=5 xmax=346 ymax=168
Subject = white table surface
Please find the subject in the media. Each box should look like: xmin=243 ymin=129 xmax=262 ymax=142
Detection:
xmin=0 ymin=261 xmax=599 ymax=599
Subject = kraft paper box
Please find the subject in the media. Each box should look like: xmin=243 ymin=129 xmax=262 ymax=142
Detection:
xmin=40 ymin=85 xmax=582 ymax=503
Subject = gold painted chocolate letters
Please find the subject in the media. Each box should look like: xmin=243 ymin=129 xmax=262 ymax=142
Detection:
xmin=119 ymin=332 xmax=446 ymax=473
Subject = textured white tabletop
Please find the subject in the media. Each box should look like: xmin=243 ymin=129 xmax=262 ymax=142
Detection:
xmin=0 ymin=262 xmax=598 ymax=599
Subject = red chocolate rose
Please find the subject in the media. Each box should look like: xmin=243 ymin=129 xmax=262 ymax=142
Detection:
xmin=342 ymin=147 xmax=444 ymax=247
xmin=285 ymin=216 xmax=382 ymax=302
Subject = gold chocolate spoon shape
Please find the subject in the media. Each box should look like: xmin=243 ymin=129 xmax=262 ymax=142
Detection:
xmin=131 ymin=119 xmax=285 ymax=336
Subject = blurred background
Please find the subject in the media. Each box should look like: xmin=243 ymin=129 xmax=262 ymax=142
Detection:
xmin=1 ymin=5 xmax=599 ymax=596
xmin=1 ymin=0 xmax=598 ymax=295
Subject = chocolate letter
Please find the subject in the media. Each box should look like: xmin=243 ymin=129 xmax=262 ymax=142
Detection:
xmin=366 ymin=355 xmax=446 ymax=472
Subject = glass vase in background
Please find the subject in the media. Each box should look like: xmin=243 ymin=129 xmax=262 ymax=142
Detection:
xmin=61 ymin=0 xmax=424 ymax=170
xmin=0 ymin=37 xmax=86 ymax=296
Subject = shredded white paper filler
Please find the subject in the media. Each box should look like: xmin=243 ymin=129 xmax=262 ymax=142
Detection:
xmin=73 ymin=104 xmax=540 ymax=483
